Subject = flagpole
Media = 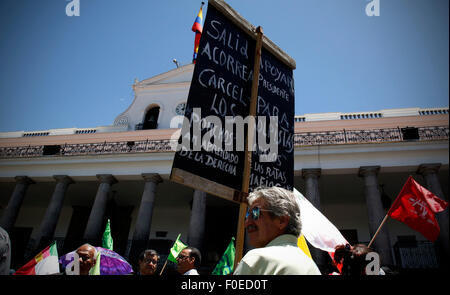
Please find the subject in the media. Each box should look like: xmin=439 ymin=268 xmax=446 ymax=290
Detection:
xmin=159 ymin=259 xmax=168 ymax=275
xmin=368 ymin=214 xmax=389 ymax=248
xmin=368 ymin=176 xmax=411 ymax=248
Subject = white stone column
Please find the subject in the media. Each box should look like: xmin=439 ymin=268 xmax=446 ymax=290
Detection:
xmin=359 ymin=166 xmax=394 ymax=266
xmin=83 ymin=174 xmax=117 ymax=242
xmin=188 ymin=190 xmax=207 ymax=252
xmin=302 ymin=168 xmax=328 ymax=269
xmin=34 ymin=175 xmax=74 ymax=251
xmin=417 ymin=163 xmax=449 ymax=270
xmin=302 ymin=168 xmax=322 ymax=209
xmin=129 ymin=173 xmax=162 ymax=265
xmin=0 ymin=176 xmax=35 ymax=233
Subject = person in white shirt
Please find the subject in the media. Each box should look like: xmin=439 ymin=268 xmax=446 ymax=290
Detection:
xmin=233 ymin=186 xmax=321 ymax=275
xmin=176 ymin=247 xmax=201 ymax=275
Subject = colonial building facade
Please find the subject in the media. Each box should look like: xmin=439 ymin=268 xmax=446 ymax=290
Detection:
xmin=0 ymin=64 xmax=448 ymax=273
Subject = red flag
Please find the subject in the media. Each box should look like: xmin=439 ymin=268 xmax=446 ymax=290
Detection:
xmin=388 ymin=176 xmax=448 ymax=241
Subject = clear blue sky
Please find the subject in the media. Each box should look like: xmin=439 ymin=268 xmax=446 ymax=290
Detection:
xmin=0 ymin=0 xmax=448 ymax=132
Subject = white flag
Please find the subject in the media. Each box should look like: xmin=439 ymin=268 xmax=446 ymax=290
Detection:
xmin=294 ymin=188 xmax=348 ymax=253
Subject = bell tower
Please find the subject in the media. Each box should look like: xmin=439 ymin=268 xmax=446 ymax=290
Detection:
xmin=113 ymin=64 xmax=194 ymax=131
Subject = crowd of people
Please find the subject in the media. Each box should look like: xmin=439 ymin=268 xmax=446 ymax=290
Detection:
xmin=1 ymin=186 xmax=387 ymax=276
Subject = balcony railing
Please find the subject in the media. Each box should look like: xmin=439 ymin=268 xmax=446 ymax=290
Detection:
xmin=294 ymin=126 xmax=448 ymax=146
xmin=0 ymin=126 xmax=448 ymax=159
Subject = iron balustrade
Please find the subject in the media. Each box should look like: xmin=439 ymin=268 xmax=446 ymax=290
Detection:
xmin=0 ymin=126 xmax=448 ymax=159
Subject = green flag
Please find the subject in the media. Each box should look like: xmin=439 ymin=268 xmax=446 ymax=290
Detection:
xmin=102 ymin=219 xmax=113 ymax=250
xmin=167 ymin=233 xmax=187 ymax=263
xmin=212 ymin=237 xmax=235 ymax=275
xmin=89 ymin=251 xmax=101 ymax=275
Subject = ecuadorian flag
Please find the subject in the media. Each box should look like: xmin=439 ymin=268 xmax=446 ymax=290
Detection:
xmin=192 ymin=5 xmax=203 ymax=33
xmin=192 ymin=3 xmax=204 ymax=63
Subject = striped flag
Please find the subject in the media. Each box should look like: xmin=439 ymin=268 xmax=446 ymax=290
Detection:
xmin=192 ymin=2 xmax=204 ymax=63
xmin=14 ymin=241 xmax=59 ymax=275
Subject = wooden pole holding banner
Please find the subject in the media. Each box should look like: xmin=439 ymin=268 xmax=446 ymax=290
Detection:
xmin=368 ymin=214 xmax=389 ymax=248
xmin=234 ymin=26 xmax=264 ymax=269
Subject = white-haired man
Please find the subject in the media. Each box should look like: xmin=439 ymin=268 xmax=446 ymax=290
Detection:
xmin=233 ymin=187 xmax=321 ymax=275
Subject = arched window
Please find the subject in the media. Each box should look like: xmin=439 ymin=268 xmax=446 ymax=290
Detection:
xmin=142 ymin=106 xmax=160 ymax=130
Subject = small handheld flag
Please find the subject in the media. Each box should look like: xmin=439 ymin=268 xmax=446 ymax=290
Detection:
xmin=88 ymin=251 xmax=101 ymax=275
xmin=192 ymin=2 xmax=204 ymax=63
xmin=14 ymin=241 xmax=59 ymax=275
xmin=168 ymin=233 xmax=188 ymax=263
xmin=102 ymin=219 xmax=113 ymax=250
xmin=160 ymin=233 xmax=188 ymax=275
xmin=212 ymin=237 xmax=235 ymax=275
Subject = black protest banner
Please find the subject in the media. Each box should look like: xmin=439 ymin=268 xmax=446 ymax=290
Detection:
xmin=171 ymin=3 xmax=253 ymax=202
xmin=170 ymin=0 xmax=294 ymax=201
xmin=250 ymin=46 xmax=294 ymax=191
